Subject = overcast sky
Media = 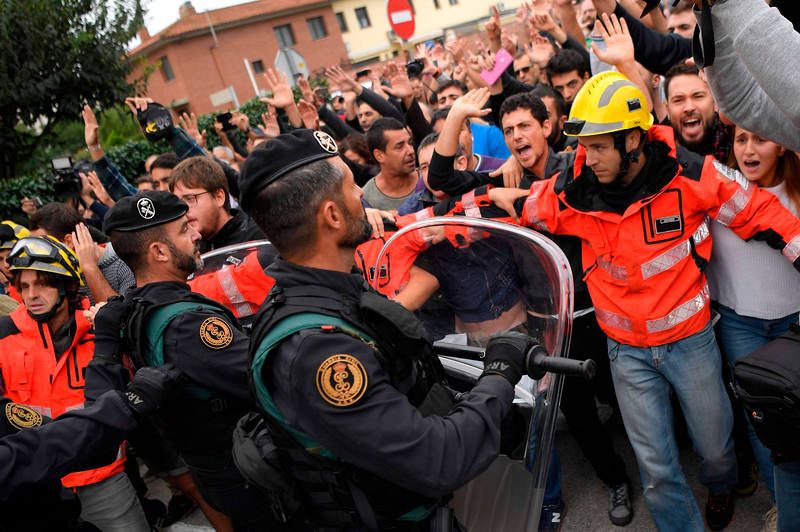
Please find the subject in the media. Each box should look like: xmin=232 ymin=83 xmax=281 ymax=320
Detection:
xmin=143 ymin=0 xmax=251 ymax=34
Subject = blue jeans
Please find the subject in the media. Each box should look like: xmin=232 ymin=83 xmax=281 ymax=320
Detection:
xmin=608 ymin=322 xmax=737 ymax=531
xmin=716 ymin=305 xmax=798 ymax=500
xmin=775 ymin=459 xmax=800 ymax=532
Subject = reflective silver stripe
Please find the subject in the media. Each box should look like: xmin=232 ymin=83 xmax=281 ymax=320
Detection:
xmin=597 ymin=258 xmax=628 ymax=281
xmin=713 ymin=160 xmax=751 ymax=189
xmin=523 ymin=195 xmax=549 ymax=231
xmin=713 ymin=163 xmax=754 ymax=227
xmin=783 ymin=234 xmax=800 ymax=263
xmin=217 ymin=266 xmax=254 ymax=317
xmin=595 ymin=307 xmax=633 ymax=332
xmin=598 ymin=80 xmax=637 ymax=107
xmin=576 ymin=120 xmax=625 ymax=135
xmin=646 ymin=284 xmax=709 ymax=334
xmin=640 ymin=220 xmax=710 ymax=280
xmin=462 ymin=190 xmax=481 ymax=218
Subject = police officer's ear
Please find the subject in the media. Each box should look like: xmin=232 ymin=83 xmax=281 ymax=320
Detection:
xmin=148 ymin=240 xmax=172 ymax=265
xmin=319 ymin=197 xmax=346 ymax=233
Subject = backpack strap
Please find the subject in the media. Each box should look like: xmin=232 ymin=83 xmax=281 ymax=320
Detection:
xmin=251 ymin=312 xmax=375 ymax=458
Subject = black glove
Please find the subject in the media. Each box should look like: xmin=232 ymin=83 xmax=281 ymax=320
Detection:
xmin=481 ymin=331 xmax=533 ymax=385
xmin=93 ymin=296 xmax=133 ymax=364
xmin=125 ymin=364 xmax=182 ymax=417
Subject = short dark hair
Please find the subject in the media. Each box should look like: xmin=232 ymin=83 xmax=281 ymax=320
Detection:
xmin=499 ymin=93 xmax=550 ymax=125
xmin=418 ymin=132 xmax=463 ymax=158
xmin=664 ymin=62 xmax=701 ymax=100
xmin=367 ymin=117 xmax=407 ymax=154
xmin=436 ymin=80 xmax=468 ymax=98
xmin=248 ymin=159 xmax=344 ymax=256
xmin=431 ymin=107 xmax=471 ymax=128
xmin=339 ymin=134 xmax=375 ymax=165
xmin=29 ymin=203 xmax=81 ymax=241
xmin=150 ymin=153 xmax=179 ymax=171
xmin=110 ymin=225 xmax=167 ymax=275
xmin=169 ymin=156 xmax=231 ymax=210
xmin=546 ymin=49 xmax=589 ymax=82
xmin=670 ymin=0 xmax=693 ymax=15
xmin=529 ymin=85 xmax=567 ymax=120
xmin=14 ymin=269 xmax=81 ymax=315
xmin=134 ymin=176 xmax=154 ymax=187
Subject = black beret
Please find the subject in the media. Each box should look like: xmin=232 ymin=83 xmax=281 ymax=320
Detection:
xmin=103 ymin=190 xmax=188 ymax=233
xmin=238 ymin=129 xmax=339 ymax=211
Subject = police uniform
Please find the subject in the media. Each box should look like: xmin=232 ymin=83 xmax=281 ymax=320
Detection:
xmin=96 ymin=191 xmax=278 ymax=529
xmin=237 ymin=130 xmax=519 ymax=530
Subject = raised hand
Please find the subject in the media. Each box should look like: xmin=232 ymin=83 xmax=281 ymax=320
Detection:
xmin=229 ymin=111 xmax=250 ymax=132
xmin=296 ymin=75 xmax=317 ymax=106
xmin=383 ymin=62 xmax=414 ymax=104
xmin=71 ymin=221 xmax=103 ymax=273
xmin=591 ymin=13 xmax=634 ymax=68
xmin=260 ymin=108 xmax=280 ymax=138
xmin=260 ymin=68 xmax=295 ymax=109
xmin=485 ymin=5 xmax=502 ymax=44
xmin=326 ymin=66 xmax=361 ymax=95
xmin=82 ymin=171 xmax=114 ymax=207
xmin=124 ymin=97 xmax=154 ymax=115
xmin=297 ymin=99 xmax=320 ymax=130
xmin=82 ymin=105 xmax=100 ymax=149
xmin=445 ymin=38 xmax=466 ymax=64
xmin=451 ymin=87 xmax=493 ymax=119
xmin=177 ymin=112 xmax=205 ymax=148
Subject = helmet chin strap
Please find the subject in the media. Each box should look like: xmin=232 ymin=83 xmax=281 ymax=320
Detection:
xmin=27 ymin=286 xmax=66 ymax=323
xmin=611 ymin=131 xmax=643 ymax=184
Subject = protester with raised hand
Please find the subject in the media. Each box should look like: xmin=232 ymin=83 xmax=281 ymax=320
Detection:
xmin=82 ymin=105 xmax=138 ymax=201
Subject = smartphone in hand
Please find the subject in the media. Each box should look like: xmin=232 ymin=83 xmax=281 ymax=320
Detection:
xmin=480 ymin=48 xmax=513 ymax=87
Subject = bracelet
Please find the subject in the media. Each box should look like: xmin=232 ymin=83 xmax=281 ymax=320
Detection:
xmin=87 ymin=144 xmax=102 ymax=152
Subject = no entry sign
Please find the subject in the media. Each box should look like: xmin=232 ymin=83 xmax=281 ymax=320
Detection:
xmin=387 ymin=0 xmax=415 ymax=40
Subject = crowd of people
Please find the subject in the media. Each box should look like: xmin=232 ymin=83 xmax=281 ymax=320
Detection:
xmin=1 ymin=0 xmax=799 ymax=531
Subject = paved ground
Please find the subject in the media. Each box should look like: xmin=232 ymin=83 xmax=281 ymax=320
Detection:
xmin=146 ymin=409 xmax=772 ymax=531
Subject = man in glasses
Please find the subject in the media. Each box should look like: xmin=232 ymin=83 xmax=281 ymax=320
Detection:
xmin=169 ymin=156 xmax=264 ymax=252
xmin=513 ymin=53 xmax=540 ymax=86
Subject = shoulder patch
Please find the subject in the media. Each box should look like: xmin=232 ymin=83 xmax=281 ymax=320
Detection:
xmin=5 ymin=402 xmax=42 ymax=431
xmin=199 ymin=316 xmax=233 ymax=349
xmin=316 ymin=354 xmax=368 ymax=407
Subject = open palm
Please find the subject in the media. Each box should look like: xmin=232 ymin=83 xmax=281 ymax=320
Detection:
xmin=592 ymin=13 xmax=634 ymax=67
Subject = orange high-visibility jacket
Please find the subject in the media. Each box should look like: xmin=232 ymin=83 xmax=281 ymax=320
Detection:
xmin=189 ymin=250 xmax=275 ymax=319
xmin=519 ymin=126 xmax=800 ymax=347
xmin=0 ymin=305 xmax=125 ymax=488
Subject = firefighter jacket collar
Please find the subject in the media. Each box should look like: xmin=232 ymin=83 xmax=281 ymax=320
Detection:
xmin=558 ymin=126 xmax=681 ymax=215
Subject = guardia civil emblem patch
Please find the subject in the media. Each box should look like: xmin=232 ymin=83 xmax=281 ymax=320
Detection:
xmin=316 ymin=354 xmax=368 ymax=407
xmin=199 ymin=316 xmax=233 ymax=349
xmin=5 ymin=402 xmax=42 ymax=431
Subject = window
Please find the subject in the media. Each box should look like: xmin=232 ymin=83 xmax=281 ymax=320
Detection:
xmin=251 ymin=59 xmax=264 ymax=74
xmin=355 ymin=6 xmax=371 ymax=28
xmin=274 ymin=24 xmax=296 ymax=47
xmin=433 ymin=0 xmax=440 ymax=8
xmin=307 ymin=16 xmax=328 ymax=40
xmin=160 ymin=55 xmax=175 ymax=81
xmin=336 ymin=12 xmax=348 ymax=32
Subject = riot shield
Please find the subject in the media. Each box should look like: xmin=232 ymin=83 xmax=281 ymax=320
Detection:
xmin=189 ymin=240 xmax=276 ymax=328
xmin=374 ymin=217 xmax=574 ymax=532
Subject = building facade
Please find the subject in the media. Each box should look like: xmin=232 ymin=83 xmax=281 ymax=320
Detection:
xmin=128 ymin=1 xmax=350 ymax=115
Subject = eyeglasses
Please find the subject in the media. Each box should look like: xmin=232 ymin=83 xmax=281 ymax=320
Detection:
xmin=178 ymin=191 xmax=210 ymax=206
xmin=514 ymin=66 xmax=532 ymax=76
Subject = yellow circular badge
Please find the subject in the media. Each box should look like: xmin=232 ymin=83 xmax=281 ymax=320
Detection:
xmin=5 ymin=402 xmax=42 ymax=430
xmin=199 ymin=317 xmax=233 ymax=349
xmin=316 ymin=354 xmax=368 ymax=407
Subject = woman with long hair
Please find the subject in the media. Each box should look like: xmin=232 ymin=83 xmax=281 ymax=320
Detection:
xmin=708 ymin=125 xmax=800 ymax=527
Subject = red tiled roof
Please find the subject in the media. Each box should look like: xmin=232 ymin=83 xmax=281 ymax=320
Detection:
xmin=131 ymin=0 xmax=328 ymax=55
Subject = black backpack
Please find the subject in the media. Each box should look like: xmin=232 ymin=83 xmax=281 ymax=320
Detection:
xmin=734 ymin=325 xmax=800 ymax=461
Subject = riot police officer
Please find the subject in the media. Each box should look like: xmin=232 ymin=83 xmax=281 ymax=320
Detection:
xmin=95 ymin=190 xmax=278 ymax=530
xmin=237 ymin=129 xmax=534 ymax=530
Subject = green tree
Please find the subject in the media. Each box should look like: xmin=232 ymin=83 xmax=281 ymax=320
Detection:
xmin=0 ymin=0 xmax=144 ymax=179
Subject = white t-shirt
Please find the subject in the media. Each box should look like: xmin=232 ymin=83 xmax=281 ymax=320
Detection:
xmin=707 ymin=180 xmax=800 ymax=319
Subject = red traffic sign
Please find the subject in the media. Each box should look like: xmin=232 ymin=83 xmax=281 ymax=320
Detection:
xmin=387 ymin=0 xmax=415 ymax=41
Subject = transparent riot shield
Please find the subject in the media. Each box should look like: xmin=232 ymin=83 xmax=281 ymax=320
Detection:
xmin=374 ymin=217 xmax=574 ymax=532
xmin=189 ymin=240 xmax=275 ymax=328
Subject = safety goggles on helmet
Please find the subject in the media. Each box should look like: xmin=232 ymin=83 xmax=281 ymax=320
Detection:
xmin=7 ymin=236 xmax=83 ymax=284
xmin=564 ymin=71 xmax=654 ymax=137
